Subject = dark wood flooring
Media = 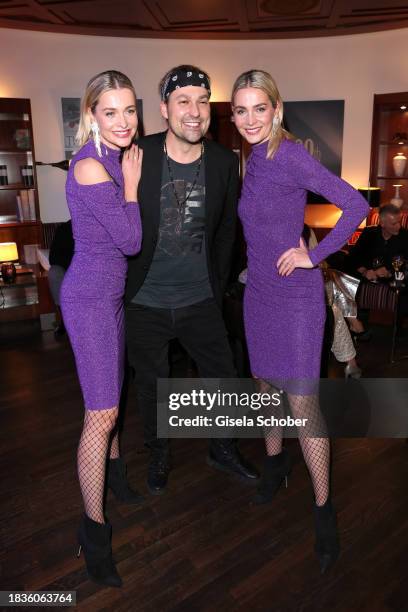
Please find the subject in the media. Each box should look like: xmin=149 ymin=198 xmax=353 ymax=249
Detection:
xmin=1 ymin=321 xmax=408 ymax=611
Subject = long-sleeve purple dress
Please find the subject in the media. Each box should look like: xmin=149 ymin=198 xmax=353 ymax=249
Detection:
xmin=61 ymin=140 xmax=142 ymax=409
xmin=239 ymin=139 xmax=369 ymax=392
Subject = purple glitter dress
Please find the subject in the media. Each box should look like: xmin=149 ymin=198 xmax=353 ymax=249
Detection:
xmin=239 ymin=139 xmax=368 ymax=392
xmin=61 ymin=140 xmax=142 ymax=410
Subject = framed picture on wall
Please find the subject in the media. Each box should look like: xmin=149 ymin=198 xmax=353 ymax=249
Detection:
xmin=61 ymin=98 xmax=144 ymax=159
xmin=61 ymin=98 xmax=80 ymax=159
xmin=283 ymin=100 xmax=345 ymax=203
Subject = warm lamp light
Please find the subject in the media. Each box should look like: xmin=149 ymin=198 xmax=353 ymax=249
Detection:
xmin=357 ymin=187 xmax=381 ymax=208
xmin=0 ymin=242 xmax=18 ymax=284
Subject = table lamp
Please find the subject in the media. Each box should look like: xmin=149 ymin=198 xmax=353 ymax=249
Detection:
xmin=357 ymin=187 xmax=381 ymax=208
xmin=0 ymin=242 xmax=18 ymax=283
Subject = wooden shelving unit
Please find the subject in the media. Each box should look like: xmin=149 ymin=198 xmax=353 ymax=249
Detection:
xmin=370 ymin=92 xmax=408 ymax=208
xmin=0 ymin=97 xmax=42 ymax=320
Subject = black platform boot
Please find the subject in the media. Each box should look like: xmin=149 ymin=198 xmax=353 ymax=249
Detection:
xmin=252 ymin=449 xmax=291 ymax=504
xmin=77 ymin=514 xmax=122 ymax=588
xmin=314 ymin=499 xmax=340 ymax=574
xmin=107 ymin=458 xmax=144 ymax=504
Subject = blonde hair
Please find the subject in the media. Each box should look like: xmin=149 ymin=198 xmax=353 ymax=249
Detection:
xmin=76 ymin=70 xmax=136 ymax=147
xmin=231 ymin=69 xmax=293 ymax=159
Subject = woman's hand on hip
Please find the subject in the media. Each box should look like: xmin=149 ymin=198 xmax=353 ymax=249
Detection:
xmin=277 ymin=238 xmax=313 ymax=276
xmin=122 ymin=144 xmax=143 ymax=202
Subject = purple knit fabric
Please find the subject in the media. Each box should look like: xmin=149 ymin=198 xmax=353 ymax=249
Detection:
xmin=239 ymin=139 xmax=369 ymax=390
xmin=61 ymin=140 xmax=142 ymax=409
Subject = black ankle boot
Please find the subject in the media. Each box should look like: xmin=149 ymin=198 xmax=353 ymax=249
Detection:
xmin=77 ymin=514 xmax=122 ymax=587
xmin=314 ymin=499 xmax=340 ymax=574
xmin=252 ymin=450 xmax=291 ymax=504
xmin=107 ymin=458 xmax=144 ymax=504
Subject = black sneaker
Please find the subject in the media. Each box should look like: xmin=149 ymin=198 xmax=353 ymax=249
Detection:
xmin=207 ymin=441 xmax=259 ymax=483
xmin=147 ymin=448 xmax=171 ymax=495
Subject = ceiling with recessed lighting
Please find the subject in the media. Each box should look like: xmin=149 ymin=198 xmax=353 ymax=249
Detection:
xmin=0 ymin=0 xmax=407 ymax=39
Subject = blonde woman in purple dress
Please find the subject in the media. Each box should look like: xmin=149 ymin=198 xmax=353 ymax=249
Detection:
xmin=231 ymin=70 xmax=368 ymax=572
xmin=61 ymin=70 xmax=142 ymax=587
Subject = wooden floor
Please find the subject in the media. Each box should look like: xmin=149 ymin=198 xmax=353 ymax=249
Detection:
xmin=1 ymin=321 xmax=408 ymax=611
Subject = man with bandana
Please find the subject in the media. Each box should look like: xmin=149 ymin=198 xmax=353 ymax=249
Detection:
xmin=125 ymin=65 xmax=259 ymax=494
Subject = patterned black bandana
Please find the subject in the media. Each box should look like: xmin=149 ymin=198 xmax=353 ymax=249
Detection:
xmin=161 ymin=67 xmax=211 ymax=101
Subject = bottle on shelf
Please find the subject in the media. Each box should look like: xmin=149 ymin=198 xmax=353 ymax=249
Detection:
xmin=20 ymin=165 xmax=34 ymax=187
xmin=0 ymin=165 xmax=8 ymax=186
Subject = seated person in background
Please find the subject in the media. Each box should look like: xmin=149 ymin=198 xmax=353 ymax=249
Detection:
xmin=304 ymin=225 xmax=362 ymax=378
xmin=349 ymin=204 xmax=408 ymax=281
xmin=325 ymin=271 xmax=362 ymax=378
xmin=48 ymin=219 xmax=74 ymax=336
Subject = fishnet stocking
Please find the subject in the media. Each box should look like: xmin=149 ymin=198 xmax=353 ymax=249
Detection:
xmin=287 ymin=392 xmax=330 ymax=506
xmin=254 ymin=377 xmax=330 ymax=506
xmin=109 ymin=429 xmax=120 ymax=459
xmin=77 ymin=407 xmax=118 ymax=523
xmin=254 ymin=378 xmax=283 ymax=456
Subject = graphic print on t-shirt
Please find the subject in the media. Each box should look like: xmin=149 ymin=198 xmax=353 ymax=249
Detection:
xmin=158 ymin=178 xmax=205 ymax=257
xmin=131 ymin=156 xmax=212 ymax=308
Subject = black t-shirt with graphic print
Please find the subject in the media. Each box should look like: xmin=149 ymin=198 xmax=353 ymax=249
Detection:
xmin=132 ymin=155 xmax=213 ymax=308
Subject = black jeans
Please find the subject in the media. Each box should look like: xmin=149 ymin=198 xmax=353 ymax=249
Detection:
xmin=125 ymin=298 xmax=236 ymax=449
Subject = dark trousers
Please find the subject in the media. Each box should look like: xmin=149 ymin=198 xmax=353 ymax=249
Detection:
xmin=125 ymin=298 xmax=236 ymax=449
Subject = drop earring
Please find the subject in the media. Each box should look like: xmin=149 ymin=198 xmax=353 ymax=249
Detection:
xmin=91 ymin=122 xmax=102 ymax=157
xmin=272 ymin=113 xmax=280 ymax=137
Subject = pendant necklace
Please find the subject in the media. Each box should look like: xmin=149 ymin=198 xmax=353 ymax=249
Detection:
xmin=163 ymin=140 xmax=204 ymax=208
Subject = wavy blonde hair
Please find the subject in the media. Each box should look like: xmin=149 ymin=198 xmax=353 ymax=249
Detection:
xmin=75 ymin=70 xmax=137 ymax=148
xmin=231 ymin=69 xmax=293 ymax=159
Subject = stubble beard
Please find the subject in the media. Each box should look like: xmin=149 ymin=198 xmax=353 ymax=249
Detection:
xmin=168 ymin=117 xmax=209 ymax=146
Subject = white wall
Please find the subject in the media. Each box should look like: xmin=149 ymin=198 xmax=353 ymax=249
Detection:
xmin=1 ymin=27 xmax=408 ymax=221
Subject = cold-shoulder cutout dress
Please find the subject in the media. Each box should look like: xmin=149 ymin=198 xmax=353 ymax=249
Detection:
xmin=61 ymin=140 xmax=142 ymax=409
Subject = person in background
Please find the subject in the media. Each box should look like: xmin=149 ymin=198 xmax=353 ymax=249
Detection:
xmin=325 ymin=272 xmax=362 ymax=378
xmin=349 ymin=204 xmax=408 ymax=281
xmin=231 ymin=69 xmax=368 ymax=573
xmin=348 ymin=203 xmax=408 ymax=334
xmin=60 ymin=70 xmax=143 ymax=588
xmin=304 ymin=225 xmax=362 ymax=378
xmin=48 ymin=219 xmax=74 ymax=337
